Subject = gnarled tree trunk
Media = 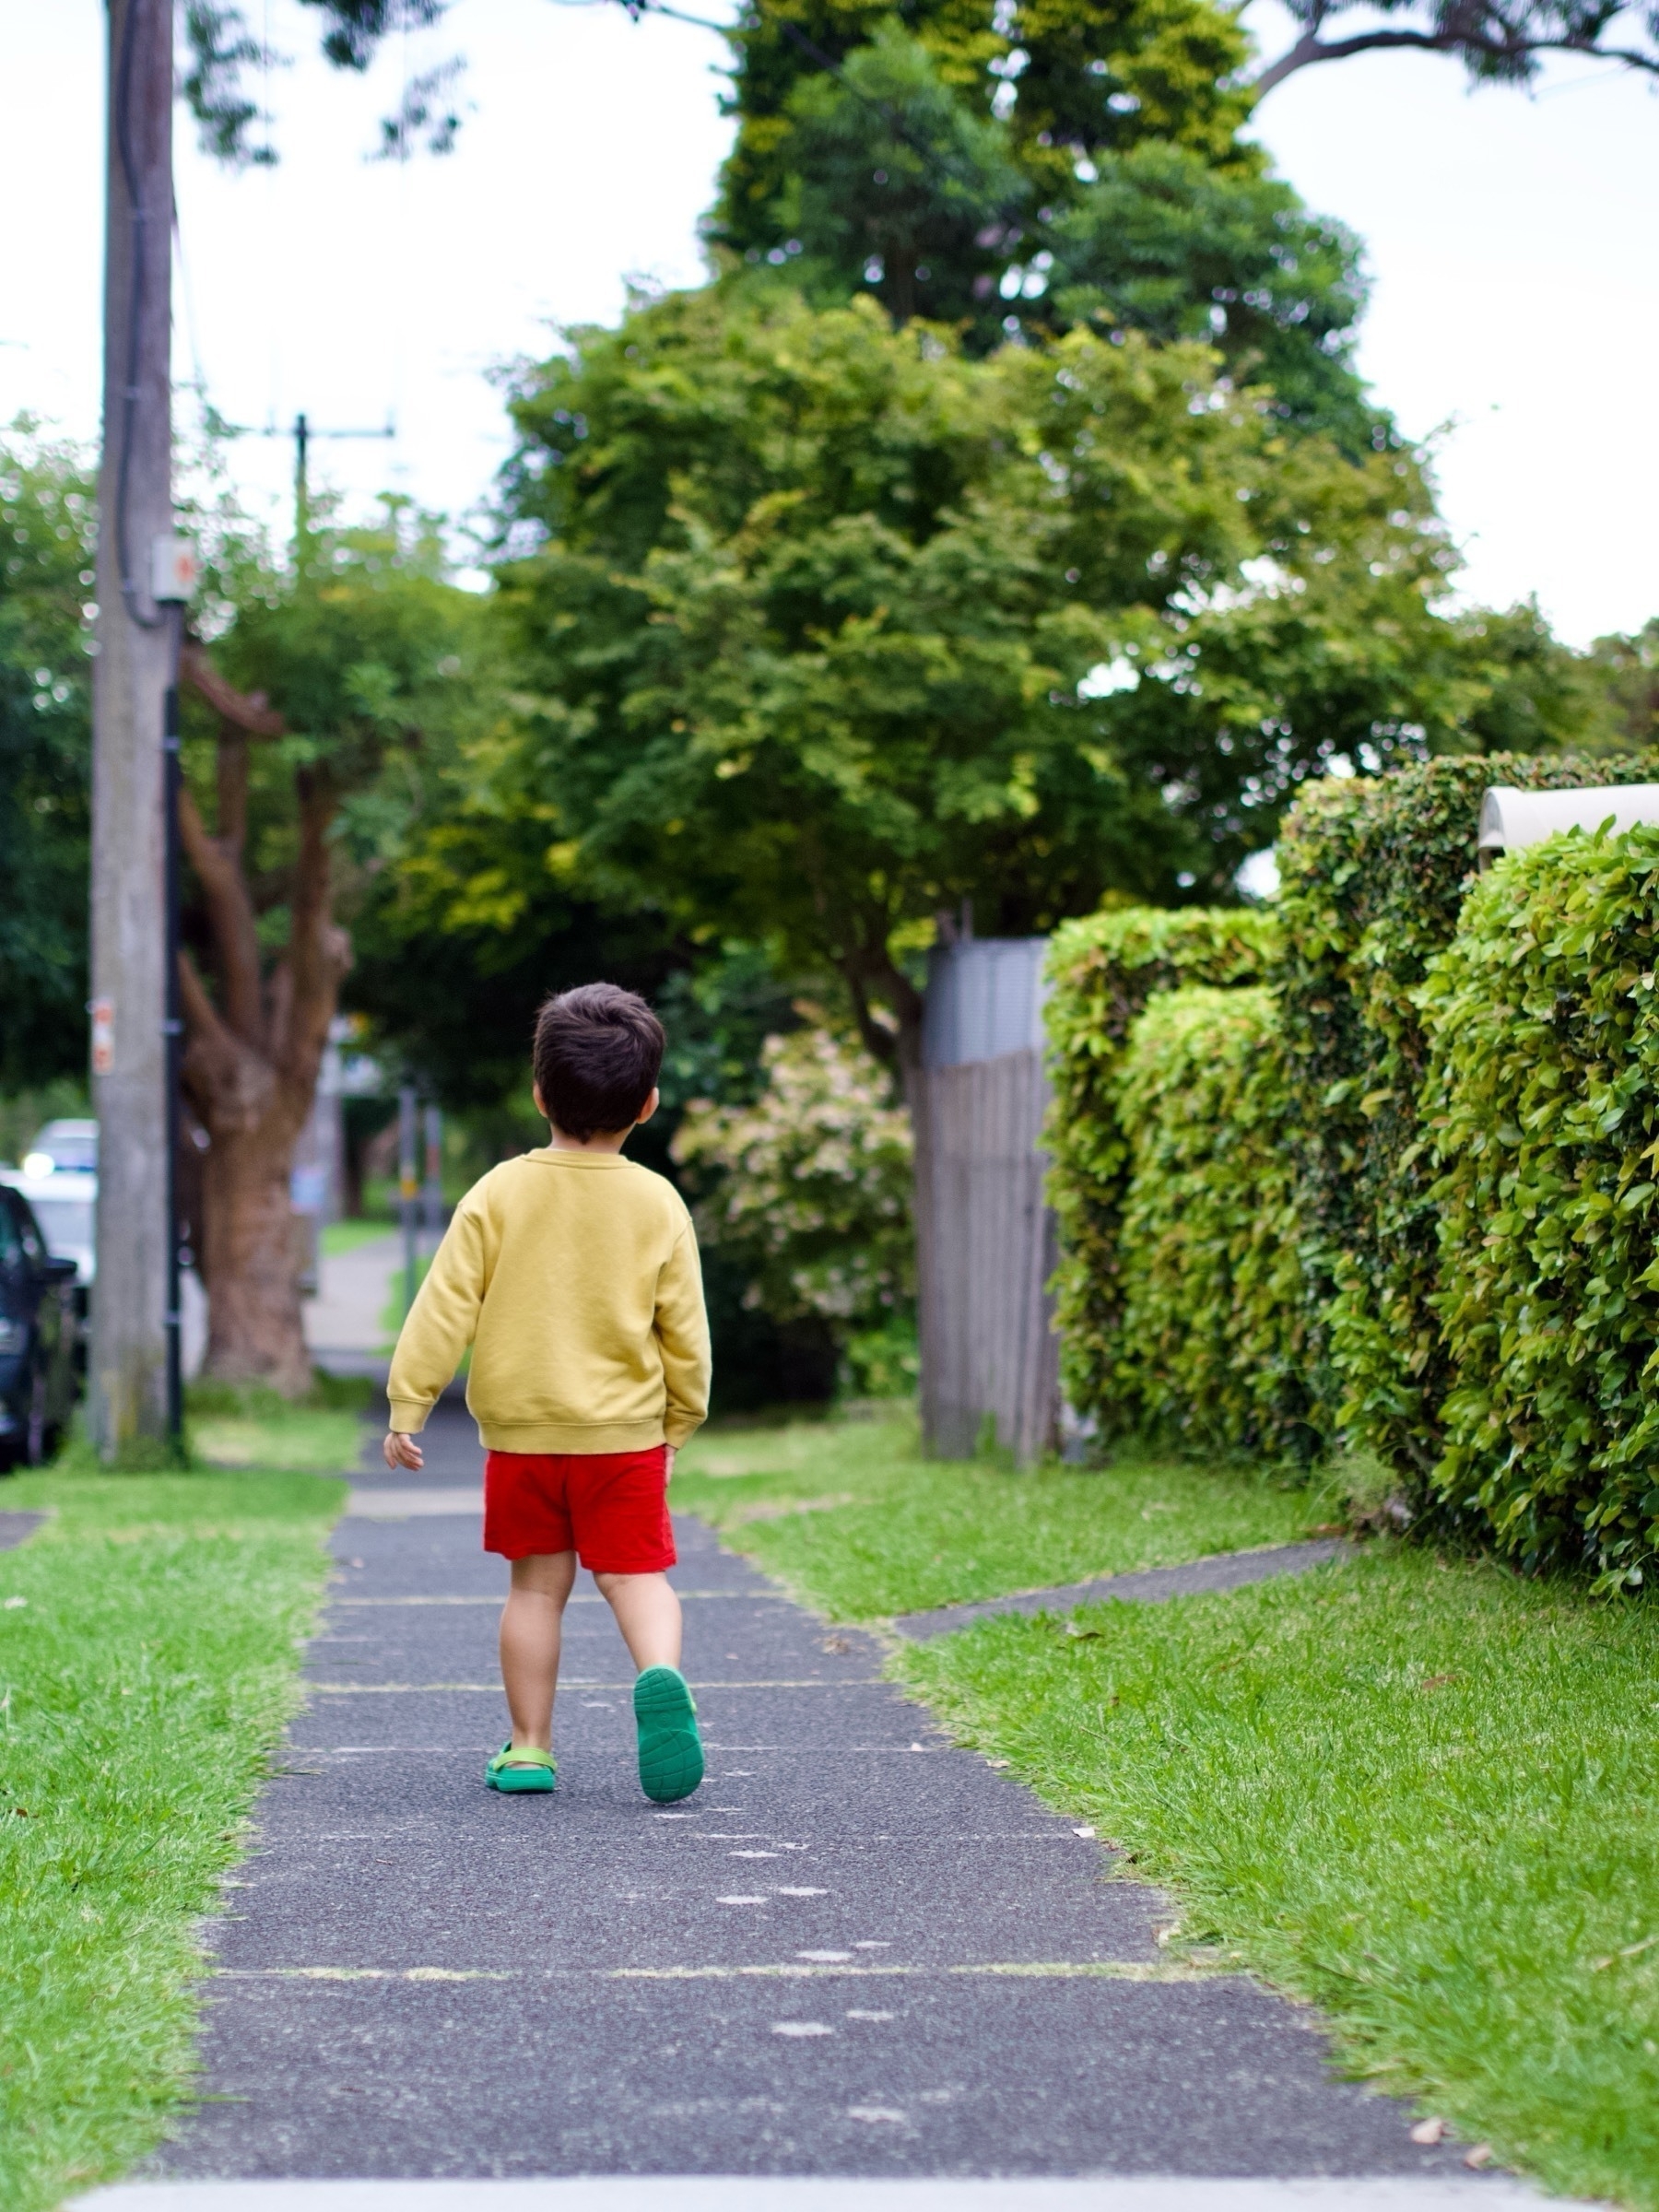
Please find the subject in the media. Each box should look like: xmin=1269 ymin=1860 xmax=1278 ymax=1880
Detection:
xmin=176 ymin=649 xmax=351 ymax=1394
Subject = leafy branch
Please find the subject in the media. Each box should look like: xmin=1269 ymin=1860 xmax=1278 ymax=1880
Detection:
xmin=1253 ymin=0 xmax=1659 ymax=98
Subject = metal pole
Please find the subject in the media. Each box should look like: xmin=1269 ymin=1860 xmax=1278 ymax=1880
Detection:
xmin=90 ymin=0 xmax=175 ymax=1460
xmin=294 ymin=412 xmax=309 ymax=547
xmin=398 ymin=1086 xmax=418 ymax=1320
xmin=422 ymin=1104 xmax=444 ymax=1241
xmin=163 ymin=676 xmax=182 ymax=1447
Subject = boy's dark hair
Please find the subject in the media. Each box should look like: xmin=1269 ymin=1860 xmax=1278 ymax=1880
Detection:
xmin=533 ymin=983 xmax=665 ymax=1141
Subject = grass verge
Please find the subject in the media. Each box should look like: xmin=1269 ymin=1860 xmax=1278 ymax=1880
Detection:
xmin=672 ymin=1409 xmax=1318 ymax=1619
xmin=319 ymin=1218 xmax=398 ymax=1260
xmin=379 ymin=1252 xmax=432 ymax=1349
xmin=186 ymin=1375 xmax=371 ymax=1477
xmin=898 ymin=1543 xmax=1659 ymax=2208
xmin=0 ymin=1411 xmax=347 ymax=2212
xmin=680 ymin=1411 xmax=1659 ymax=2203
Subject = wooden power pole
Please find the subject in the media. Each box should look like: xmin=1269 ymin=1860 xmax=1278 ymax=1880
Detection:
xmin=89 ymin=0 xmax=180 ymax=1458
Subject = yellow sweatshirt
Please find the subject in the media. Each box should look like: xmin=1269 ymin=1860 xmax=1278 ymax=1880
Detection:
xmin=386 ymin=1148 xmax=711 ymax=1453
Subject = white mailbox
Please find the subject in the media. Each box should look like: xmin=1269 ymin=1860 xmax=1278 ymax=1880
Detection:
xmin=1478 ymin=783 xmax=1659 ymax=867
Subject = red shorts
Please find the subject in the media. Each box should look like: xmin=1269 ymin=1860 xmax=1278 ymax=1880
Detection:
xmin=483 ymin=1445 xmax=676 ymax=1574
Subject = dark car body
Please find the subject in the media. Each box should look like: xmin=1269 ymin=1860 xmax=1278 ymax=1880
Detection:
xmin=0 ymin=1186 xmax=79 ymax=1469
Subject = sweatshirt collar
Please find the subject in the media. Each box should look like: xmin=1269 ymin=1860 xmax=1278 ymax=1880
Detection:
xmin=525 ymin=1147 xmax=634 ymax=1168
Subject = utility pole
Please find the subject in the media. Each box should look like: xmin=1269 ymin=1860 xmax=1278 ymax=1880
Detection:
xmin=90 ymin=0 xmax=179 ymax=1461
xmin=253 ymin=413 xmax=396 ymax=546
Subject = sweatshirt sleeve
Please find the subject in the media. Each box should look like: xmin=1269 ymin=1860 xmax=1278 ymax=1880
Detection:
xmin=655 ymin=1216 xmax=712 ymax=1451
xmin=386 ymin=1194 xmax=489 ymax=1434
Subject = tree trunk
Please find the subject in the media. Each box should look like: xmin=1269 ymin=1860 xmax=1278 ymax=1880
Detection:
xmin=196 ymin=1110 xmax=313 ymax=1394
xmin=175 ymin=689 xmax=349 ymax=1394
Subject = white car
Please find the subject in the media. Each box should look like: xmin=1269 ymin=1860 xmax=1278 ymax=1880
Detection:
xmin=0 ymin=1166 xmax=97 ymax=1288
xmin=9 ymin=1121 xmax=99 ymax=1287
xmin=22 ymin=1118 xmax=98 ymax=1177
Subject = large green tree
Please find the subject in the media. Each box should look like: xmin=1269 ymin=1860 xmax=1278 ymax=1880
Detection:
xmin=711 ymin=0 xmax=1255 ymax=271
xmin=0 ymin=429 xmax=95 ymax=1094
xmin=177 ymin=500 xmax=492 ymax=1388
xmin=458 ymin=281 xmax=1572 ymax=1093
xmin=735 ymin=23 xmax=1376 ymax=450
xmin=182 ymin=0 xmax=1659 ymax=166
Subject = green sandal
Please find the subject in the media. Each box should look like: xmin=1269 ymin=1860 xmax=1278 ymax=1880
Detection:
xmin=485 ymin=1742 xmax=557 ymax=1794
xmin=634 ymin=1665 xmax=704 ymax=1803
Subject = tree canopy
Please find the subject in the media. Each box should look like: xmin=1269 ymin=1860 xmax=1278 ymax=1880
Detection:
xmin=722 ymin=22 xmax=1377 ymax=449
xmin=1253 ymin=0 xmax=1659 ymax=96
xmin=183 ymin=0 xmax=1659 ymax=178
xmin=174 ymin=497 xmax=495 ymax=1382
xmin=711 ymin=0 xmax=1257 ymax=275
xmin=376 ymin=281 xmax=1583 ymax=1083
xmin=0 ymin=429 xmax=94 ymax=1092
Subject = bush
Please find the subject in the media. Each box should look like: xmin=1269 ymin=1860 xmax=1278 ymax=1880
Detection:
xmin=671 ymin=1021 xmax=914 ymax=1386
xmin=1273 ymin=752 xmax=1659 ymax=1481
xmin=1419 ymin=825 xmax=1659 ymax=1586
xmin=1043 ymin=903 xmax=1278 ymax=1430
xmin=1113 ymin=986 xmax=1316 ymax=1462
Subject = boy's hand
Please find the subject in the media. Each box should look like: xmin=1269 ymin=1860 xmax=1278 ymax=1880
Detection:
xmin=665 ymin=1445 xmax=677 ymax=1483
xmin=383 ymin=1430 xmax=424 ymax=1472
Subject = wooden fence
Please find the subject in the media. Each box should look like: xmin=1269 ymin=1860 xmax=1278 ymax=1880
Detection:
xmin=916 ymin=939 xmax=1060 ymax=1465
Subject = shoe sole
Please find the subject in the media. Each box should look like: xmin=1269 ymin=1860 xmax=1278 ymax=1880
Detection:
xmin=634 ymin=1665 xmax=704 ymax=1804
xmin=486 ymin=1766 xmax=556 ymax=1794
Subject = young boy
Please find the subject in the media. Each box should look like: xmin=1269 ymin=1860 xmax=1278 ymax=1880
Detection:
xmin=382 ymin=982 xmax=711 ymax=1804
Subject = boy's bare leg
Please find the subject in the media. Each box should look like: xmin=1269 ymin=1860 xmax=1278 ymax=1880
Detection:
xmin=500 ymin=1551 xmax=577 ymax=1752
xmin=594 ymin=1571 xmax=682 ymax=1673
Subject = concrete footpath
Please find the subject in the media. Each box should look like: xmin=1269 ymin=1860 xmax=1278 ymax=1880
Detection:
xmin=85 ymin=1406 xmax=1535 ymax=2210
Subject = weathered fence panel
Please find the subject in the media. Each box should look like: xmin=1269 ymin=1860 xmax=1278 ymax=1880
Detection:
xmin=917 ymin=940 xmax=1060 ymax=1465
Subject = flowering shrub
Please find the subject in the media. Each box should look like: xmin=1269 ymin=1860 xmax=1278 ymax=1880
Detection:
xmin=672 ymin=1022 xmax=914 ymax=1379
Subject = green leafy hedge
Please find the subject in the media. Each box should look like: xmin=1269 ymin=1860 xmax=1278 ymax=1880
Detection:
xmin=1273 ymin=753 xmax=1659 ymax=1482
xmin=1043 ymin=904 xmax=1279 ymax=1430
xmin=1114 ymin=986 xmax=1316 ymax=1462
xmin=1420 ymin=826 xmax=1659 ymax=1586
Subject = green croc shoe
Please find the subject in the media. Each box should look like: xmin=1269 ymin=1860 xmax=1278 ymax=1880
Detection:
xmin=485 ymin=1742 xmax=556 ymax=1794
xmin=633 ymin=1665 xmax=704 ymax=1804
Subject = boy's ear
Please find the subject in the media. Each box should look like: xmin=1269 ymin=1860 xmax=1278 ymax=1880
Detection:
xmin=532 ymin=1081 xmax=548 ymax=1121
xmin=635 ymin=1086 xmax=660 ymax=1128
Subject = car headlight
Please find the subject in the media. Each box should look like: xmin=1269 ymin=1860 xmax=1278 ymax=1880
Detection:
xmin=0 ymin=1317 xmax=23 ymax=1355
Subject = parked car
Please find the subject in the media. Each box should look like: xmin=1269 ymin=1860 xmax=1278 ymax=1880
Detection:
xmin=2 ymin=1164 xmax=96 ymax=1293
xmin=22 ymin=1117 xmax=98 ymax=1177
xmin=0 ymin=1183 xmax=79 ymax=1470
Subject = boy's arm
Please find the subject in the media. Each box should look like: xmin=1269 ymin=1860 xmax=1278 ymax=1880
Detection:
xmin=386 ymin=1197 xmax=488 ymax=1437
xmin=656 ymin=1218 xmax=712 ymax=1453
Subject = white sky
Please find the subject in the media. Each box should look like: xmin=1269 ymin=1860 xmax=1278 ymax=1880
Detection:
xmin=1 ymin=0 xmax=1654 ymax=642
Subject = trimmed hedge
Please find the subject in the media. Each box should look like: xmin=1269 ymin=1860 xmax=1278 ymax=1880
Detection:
xmin=1044 ymin=904 xmax=1279 ymax=1432
xmin=1273 ymin=752 xmax=1659 ymax=1482
xmin=1114 ymin=987 xmax=1315 ymax=1463
xmin=1421 ymin=826 xmax=1659 ymax=1587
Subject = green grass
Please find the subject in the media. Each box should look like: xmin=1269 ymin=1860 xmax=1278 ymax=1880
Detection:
xmin=899 ymin=1546 xmax=1659 ymax=2208
xmin=673 ymin=1410 xmax=1319 ymax=1618
xmin=680 ymin=1409 xmax=1659 ymax=2205
xmin=379 ymin=1250 xmax=431 ymax=1347
xmin=0 ymin=1407 xmax=350 ymax=2212
xmin=186 ymin=1376 xmax=371 ymax=1477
